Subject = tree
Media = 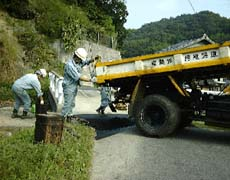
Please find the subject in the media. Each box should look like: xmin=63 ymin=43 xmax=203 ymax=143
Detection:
xmin=96 ymin=0 xmax=128 ymax=47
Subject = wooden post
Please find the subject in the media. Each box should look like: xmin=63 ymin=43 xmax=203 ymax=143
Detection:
xmin=34 ymin=113 xmax=63 ymax=144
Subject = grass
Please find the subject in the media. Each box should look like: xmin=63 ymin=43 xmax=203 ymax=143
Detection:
xmin=0 ymin=123 xmax=95 ymax=180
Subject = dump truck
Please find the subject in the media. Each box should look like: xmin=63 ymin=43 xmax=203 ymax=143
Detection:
xmin=95 ymin=41 xmax=230 ymax=137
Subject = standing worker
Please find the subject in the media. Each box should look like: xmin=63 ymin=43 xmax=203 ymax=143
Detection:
xmin=96 ymin=85 xmax=112 ymax=114
xmin=90 ymin=55 xmax=115 ymax=114
xmin=61 ymin=48 xmax=95 ymax=121
xmin=11 ymin=69 xmax=47 ymax=119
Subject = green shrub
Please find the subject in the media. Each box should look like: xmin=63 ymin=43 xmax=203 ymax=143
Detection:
xmin=0 ymin=15 xmax=24 ymax=83
xmin=0 ymin=0 xmax=35 ymax=20
xmin=62 ymin=18 xmax=86 ymax=51
xmin=0 ymin=83 xmax=13 ymax=101
xmin=7 ymin=17 xmax=63 ymax=73
xmin=30 ymin=0 xmax=88 ymax=40
xmin=0 ymin=124 xmax=95 ymax=180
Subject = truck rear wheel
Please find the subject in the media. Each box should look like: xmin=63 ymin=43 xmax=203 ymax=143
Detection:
xmin=135 ymin=94 xmax=181 ymax=137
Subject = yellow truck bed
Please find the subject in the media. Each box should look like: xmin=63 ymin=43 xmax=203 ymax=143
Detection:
xmin=95 ymin=42 xmax=230 ymax=83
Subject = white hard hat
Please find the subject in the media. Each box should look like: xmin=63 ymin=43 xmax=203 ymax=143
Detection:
xmin=74 ymin=48 xmax=87 ymax=61
xmin=39 ymin=69 xmax=47 ymax=77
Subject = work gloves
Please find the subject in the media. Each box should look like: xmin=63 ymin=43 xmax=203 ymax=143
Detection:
xmin=40 ymin=100 xmax=44 ymax=104
xmin=91 ymin=77 xmax=97 ymax=83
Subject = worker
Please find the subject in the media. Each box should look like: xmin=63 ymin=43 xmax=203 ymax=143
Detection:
xmin=61 ymin=47 xmax=95 ymax=121
xmin=96 ymin=85 xmax=112 ymax=114
xmin=90 ymin=55 xmax=114 ymax=114
xmin=11 ymin=69 xmax=47 ymax=119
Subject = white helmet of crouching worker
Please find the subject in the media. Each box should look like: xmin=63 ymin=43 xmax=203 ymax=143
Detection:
xmin=35 ymin=69 xmax=47 ymax=78
xmin=74 ymin=48 xmax=88 ymax=61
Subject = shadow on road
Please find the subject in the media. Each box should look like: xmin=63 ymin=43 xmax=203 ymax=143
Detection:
xmin=78 ymin=113 xmax=134 ymax=140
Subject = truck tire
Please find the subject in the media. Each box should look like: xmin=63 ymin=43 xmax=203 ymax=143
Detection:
xmin=135 ymin=94 xmax=181 ymax=137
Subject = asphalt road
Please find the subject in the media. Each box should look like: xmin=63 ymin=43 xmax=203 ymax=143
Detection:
xmin=90 ymin=125 xmax=230 ymax=180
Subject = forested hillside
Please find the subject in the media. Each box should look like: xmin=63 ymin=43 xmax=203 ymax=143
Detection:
xmin=0 ymin=0 xmax=128 ymax=49
xmin=121 ymin=11 xmax=230 ymax=58
xmin=0 ymin=0 xmax=128 ymax=101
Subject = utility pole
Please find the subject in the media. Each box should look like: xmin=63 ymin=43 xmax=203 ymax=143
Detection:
xmin=188 ymin=0 xmax=197 ymax=14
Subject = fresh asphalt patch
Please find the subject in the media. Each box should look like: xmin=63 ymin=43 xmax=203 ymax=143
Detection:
xmin=78 ymin=114 xmax=134 ymax=140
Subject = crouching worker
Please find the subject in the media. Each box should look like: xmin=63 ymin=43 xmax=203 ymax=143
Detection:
xmin=11 ymin=69 xmax=47 ymax=119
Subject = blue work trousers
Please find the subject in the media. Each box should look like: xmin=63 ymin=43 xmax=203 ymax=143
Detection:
xmin=12 ymin=85 xmax=31 ymax=112
xmin=100 ymin=86 xmax=111 ymax=110
xmin=61 ymin=86 xmax=78 ymax=117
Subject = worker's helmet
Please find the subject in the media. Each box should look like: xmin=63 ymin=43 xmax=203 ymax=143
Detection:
xmin=74 ymin=48 xmax=87 ymax=61
xmin=40 ymin=69 xmax=47 ymax=77
xmin=35 ymin=69 xmax=47 ymax=77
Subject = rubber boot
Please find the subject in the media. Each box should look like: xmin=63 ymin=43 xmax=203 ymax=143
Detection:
xmin=66 ymin=115 xmax=73 ymax=123
xmin=96 ymin=106 xmax=105 ymax=114
xmin=21 ymin=111 xmax=28 ymax=119
xmin=96 ymin=107 xmax=102 ymax=114
xmin=11 ymin=109 xmax=19 ymax=118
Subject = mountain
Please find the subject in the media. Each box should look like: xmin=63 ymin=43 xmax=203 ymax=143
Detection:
xmin=121 ymin=11 xmax=230 ymax=58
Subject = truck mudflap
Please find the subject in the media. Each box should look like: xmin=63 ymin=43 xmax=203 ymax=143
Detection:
xmin=135 ymin=94 xmax=181 ymax=137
